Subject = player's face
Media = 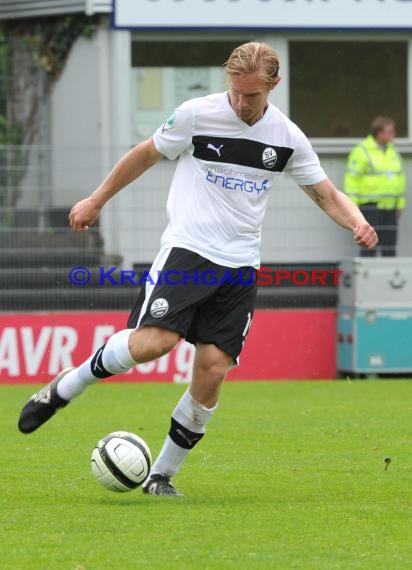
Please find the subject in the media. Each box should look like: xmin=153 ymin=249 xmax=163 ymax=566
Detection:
xmin=228 ymin=72 xmax=278 ymax=125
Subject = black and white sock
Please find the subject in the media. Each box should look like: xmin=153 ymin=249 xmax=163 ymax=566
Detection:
xmin=149 ymin=389 xmax=218 ymax=478
xmin=56 ymin=329 xmax=136 ymax=400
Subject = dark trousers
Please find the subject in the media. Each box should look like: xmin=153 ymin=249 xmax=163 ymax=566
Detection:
xmin=359 ymin=203 xmax=398 ymax=257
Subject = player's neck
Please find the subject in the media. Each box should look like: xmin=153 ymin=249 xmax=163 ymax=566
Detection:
xmin=247 ymin=106 xmax=268 ymax=126
xmin=227 ymin=93 xmax=268 ymax=126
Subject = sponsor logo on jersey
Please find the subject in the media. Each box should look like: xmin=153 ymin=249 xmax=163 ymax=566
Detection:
xmin=150 ymin=298 xmax=169 ymax=318
xmin=262 ymin=147 xmax=277 ymax=169
xmin=161 ymin=113 xmax=176 ymax=133
xmin=206 ymin=170 xmax=269 ymax=194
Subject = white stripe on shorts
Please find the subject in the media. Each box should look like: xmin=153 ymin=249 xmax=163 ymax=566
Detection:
xmin=136 ymin=246 xmax=172 ymax=328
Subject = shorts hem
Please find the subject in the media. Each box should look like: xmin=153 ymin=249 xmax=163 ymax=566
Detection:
xmin=186 ymin=336 xmax=238 ymax=364
xmin=138 ymin=322 xmax=185 ymax=338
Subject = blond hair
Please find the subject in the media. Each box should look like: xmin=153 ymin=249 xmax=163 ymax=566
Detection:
xmin=224 ymin=42 xmax=280 ymax=85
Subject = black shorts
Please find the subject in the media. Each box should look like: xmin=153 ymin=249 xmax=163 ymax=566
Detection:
xmin=127 ymin=247 xmax=257 ymax=362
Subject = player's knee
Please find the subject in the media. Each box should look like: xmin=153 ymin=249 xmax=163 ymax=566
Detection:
xmin=196 ymin=351 xmax=231 ymax=386
xmin=207 ymin=361 xmax=227 ymax=385
xmin=129 ymin=326 xmax=179 ymax=362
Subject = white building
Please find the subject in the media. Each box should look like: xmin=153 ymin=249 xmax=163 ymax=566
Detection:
xmin=3 ymin=0 xmax=412 ymax=268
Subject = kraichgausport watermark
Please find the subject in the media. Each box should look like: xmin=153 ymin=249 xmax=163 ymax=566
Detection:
xmin=68 ymin=267 xmax=343 ymax=287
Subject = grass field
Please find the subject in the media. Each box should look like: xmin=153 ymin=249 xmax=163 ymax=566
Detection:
xmin=1 ymin=379 xmax=412 ymax=569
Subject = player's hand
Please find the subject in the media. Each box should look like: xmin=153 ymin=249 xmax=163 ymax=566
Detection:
xmin=69 ymin=197 xmax=101 ymax=232
xmin=353 ymin=222 xmax=378 ymax=250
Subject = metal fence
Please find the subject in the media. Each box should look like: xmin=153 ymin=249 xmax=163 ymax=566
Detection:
xmin=0 ymin=143 xmax=352 ymax=312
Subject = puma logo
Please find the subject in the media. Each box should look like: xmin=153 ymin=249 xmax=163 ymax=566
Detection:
xmin=207 ymin=143 xmax=224 ymax=157
xmin=176 ymin=428 xmax=201 ymax=447
xmin=93 ymin=347 xmax=104 ymax=373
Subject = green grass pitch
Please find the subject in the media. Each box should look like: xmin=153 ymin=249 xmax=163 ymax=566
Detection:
xmin=1 ymin=379 xmax=412 ymax=569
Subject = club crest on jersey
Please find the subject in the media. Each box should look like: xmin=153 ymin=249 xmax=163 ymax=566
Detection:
xmin=150 ymin=298 xmax=169 ymax=318
xmin=262 ymin=147 xmax=277 ymax=169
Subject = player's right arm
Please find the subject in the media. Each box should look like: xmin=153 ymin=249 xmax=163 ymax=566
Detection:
xmin=69 ymin=137 xmax=164 ymax=231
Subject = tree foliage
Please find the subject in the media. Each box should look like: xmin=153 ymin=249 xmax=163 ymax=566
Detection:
xmin=0 ymin=14 xmax=102 ymax=221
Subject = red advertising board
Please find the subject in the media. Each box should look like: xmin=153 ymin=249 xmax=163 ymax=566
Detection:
xmin=0 ymin=310 xmax=336 ymax=384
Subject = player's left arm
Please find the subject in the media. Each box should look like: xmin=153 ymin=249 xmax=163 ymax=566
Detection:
xmin=300 ymin=177 xmax=378 ymax=250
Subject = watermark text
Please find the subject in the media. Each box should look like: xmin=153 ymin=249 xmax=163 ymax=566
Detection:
xmin=68 ymin=266 xmax=343 ymax=287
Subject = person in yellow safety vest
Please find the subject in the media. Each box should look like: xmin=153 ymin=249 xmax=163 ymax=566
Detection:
xmin=344 ymin=116 xmax=405 ymax=257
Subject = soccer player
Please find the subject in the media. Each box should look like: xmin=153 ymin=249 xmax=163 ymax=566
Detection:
xmin=18 ymin=42 xmax=378 ymax=496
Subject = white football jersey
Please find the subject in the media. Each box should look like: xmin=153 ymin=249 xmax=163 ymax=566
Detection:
xmin=153 ymin=92 xmax=326 ymax=268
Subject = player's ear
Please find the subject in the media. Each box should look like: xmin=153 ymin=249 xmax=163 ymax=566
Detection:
xmin=269 ymin=77 xmax=281 ymax=91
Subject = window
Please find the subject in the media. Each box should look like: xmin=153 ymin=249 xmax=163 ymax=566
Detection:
xmin=131 ymin=40 xmax=246 ymax=67
xmin=130 ymin=39 xmax=249 ymax=141
xmin=289 ymin=41 xmax=407 ymax=138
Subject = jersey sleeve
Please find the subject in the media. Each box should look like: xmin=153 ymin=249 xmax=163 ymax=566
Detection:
xmin=153 ymin=102 xmax=194 ymax=160
xmin=285 ymin=129 xmax=327 ymax=185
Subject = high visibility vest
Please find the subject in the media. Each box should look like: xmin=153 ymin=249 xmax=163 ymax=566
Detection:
xmin=344 ymin=135 xmax=406 ymax=210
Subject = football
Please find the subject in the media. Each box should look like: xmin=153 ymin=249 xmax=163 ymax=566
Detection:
xmin=91 ymin=431 xmax=152 ymax=492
